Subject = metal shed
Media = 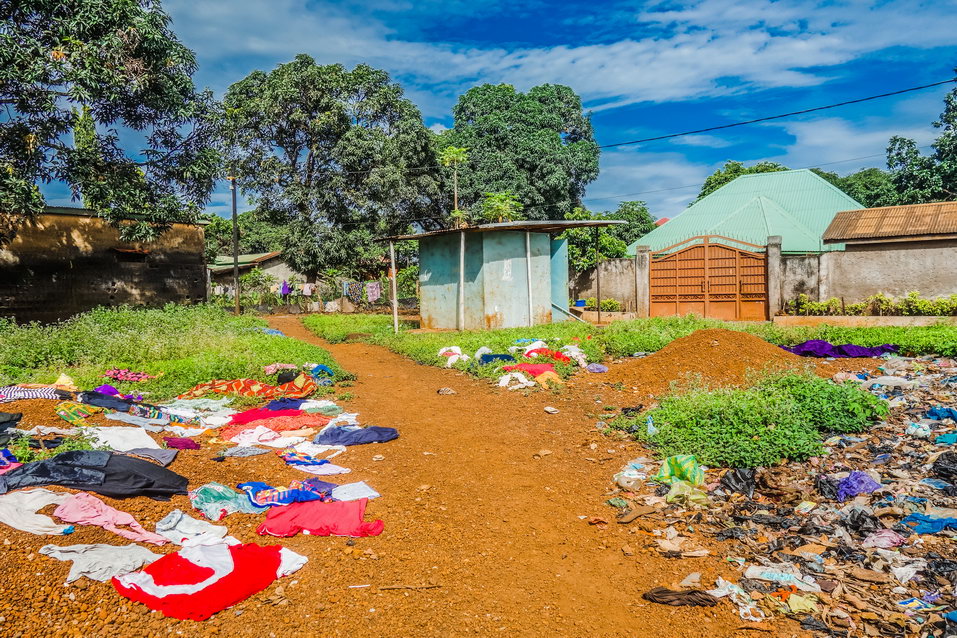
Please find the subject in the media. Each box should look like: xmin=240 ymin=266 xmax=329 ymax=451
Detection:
xmin=382 ymin=220 xmax=625 ymax=331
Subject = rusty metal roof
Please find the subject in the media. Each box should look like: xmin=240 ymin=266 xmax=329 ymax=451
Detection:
xmin=380 ymin=219 xmax=627 ymax=242
xmin=822 ymin=201 xmax=957 ymax=244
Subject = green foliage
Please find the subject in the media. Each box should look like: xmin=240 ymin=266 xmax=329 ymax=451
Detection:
xmin=605 ymin=201 xmax=656 ymax=247
xmin=887 ymin=74 xmax=957 ymax=205
xmin=439 ymin=146 xmax=469 ymax=167
xmin=7 ymin=427 xmax=103 ymax=463
xmin=584 ymin=298 xmax=623 ymax=312
xmin=611 ymin=372 xmax=887 ymax=467
xmin=220 ymin=55 xmax=442 ymax=276
xmin=694 ymin=161 xmax=789 ymax=202
xmin=203 ymin=211 xmax=288 ymax=263
xmin=786 ymin=292 xmax=957 ymax=316
xmin=480 ymin=191 xmax=524 ymax=223
xmin=835 ymin=168 xmax=899 ymax=208
xmin=560 ymin=207 xmax=627 ymax=272
xmin=0 ymin=0 xmax=219 ymax=242
xmin=439 ymin=83 xmax=600 ymax=220
xmin=396 ymin=265 xmax=419 ymax=298
xmin=0 ymin=305 xmax=350 ymax=399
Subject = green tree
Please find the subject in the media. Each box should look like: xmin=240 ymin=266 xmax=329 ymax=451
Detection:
xmin=836 ymin=168 xmax=898 ymax=208
xmin=439 ymin=145 xmax=469 ymax=225
xmin=220 ymin=55 xmax=442 ymax=276
xmin=694 ymin=160 xmax=789 ymax=202
xmin=481 ymin=191 xmax=524 ymax=223
xmin=440 ymin=83 xmax=600 ymax=219
xmin=887 ymin=80 xmax=957 ymax=204
xmin=0 ymin=0 xmax=219 ymax=242
xmin=560 ymin=207 xmax=627 ymax=272
xmin=203 ymin=211 xmax=289 ymax=263
xmin=605 ymin=200 xmax=656 ymax=246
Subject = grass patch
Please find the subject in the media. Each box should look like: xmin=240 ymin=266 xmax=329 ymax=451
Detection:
xmin=301 ymin=314 xmax=414 ymax=343
xmin=6 ymin=427 xmax=103 ymax=463
xmin=602 ymin=316 xmax=957 ymax=357
xmin=0 ymin=305 xmax=351 ymax=400
xmin=610 ymin=372 xmax=889 ymax=468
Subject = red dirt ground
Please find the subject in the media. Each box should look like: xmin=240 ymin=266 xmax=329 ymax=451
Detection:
xmin=0 ymin=319 xmax=840 ymax=637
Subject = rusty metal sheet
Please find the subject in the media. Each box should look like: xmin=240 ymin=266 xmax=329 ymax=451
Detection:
xmin=823 ymin=201 xmax=957 ymax=243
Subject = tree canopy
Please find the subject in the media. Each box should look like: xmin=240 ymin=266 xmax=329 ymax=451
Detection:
xmin=605 ymin=201 xmax=656 ymax=247
xmin=0 ymin=0 xmax=219 ymax=242
xmin=888 ymin=78 xmax=957 ymax=204
xmin=558 ymin=200 xmax=655 ymax=273
xmin=694 ymin=161 xmax=789 ymax=202
xmin=220 ymin=54 xmax=442 ymax=276
xmin=438 ymin=83 xmax=600 ymax=220
xmin=203 ymin=211 xmax=288 ymax=263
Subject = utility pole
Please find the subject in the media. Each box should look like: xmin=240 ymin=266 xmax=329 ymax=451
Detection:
xmin=228 ymin=173 xmax=240 ymax=315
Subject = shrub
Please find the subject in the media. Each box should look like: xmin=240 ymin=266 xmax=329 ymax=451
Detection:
xmin=584 ymin=297 xmax=623 ymax=312
xmin=611 ymin=372 xmax=887 ymax=467
xmin=785 ymin=292 xmax=957 ymax=317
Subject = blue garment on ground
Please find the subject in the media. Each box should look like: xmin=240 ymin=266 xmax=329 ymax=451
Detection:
xmin=781 ymin=340 xmax=899 ymax=358
xmin=928 ymin=406 xmax=957 ymax=421
xmin=902 ymin=512 xmax=957 ymax=534
xmin=237 ymin=480 xmax=335 ymax=507
xmin=937 ymin=433 xmax=957 ymax=445
xmin=256 ymin=327 xmax=285 ymax=337
xmin=309 ymin=364 xmax=335 ymax=378
xmin=479 ymin=354 xmax=515 ymax=366
xmin=315 ymin=425 xmax=399 ymax=446
xmin=836 ymin=471 xmax=882 ymax=501
xmin=265 ymin=398 xmax=306 ymax=411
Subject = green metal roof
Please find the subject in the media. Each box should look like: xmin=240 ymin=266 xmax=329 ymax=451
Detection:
xmin=627 ymin=169 xmax=861 ymax=254
xmin=211 ymin=252 xmax=281 ymax=267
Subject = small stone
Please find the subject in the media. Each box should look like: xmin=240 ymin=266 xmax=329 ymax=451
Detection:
xmin=437 ymin=387 xmax=456 ymax=395
xmin=418 ymin=484 xmax=431 ymax=491
xmin=372 ymin=454 xmax=385 ymax=461
xmin=620 ymin=545 xmax=634 ymax=556
xmin=544 ymin=406 xmax=559 ymax=414
xmin=533 ymin=449 xmax=552 ymax=459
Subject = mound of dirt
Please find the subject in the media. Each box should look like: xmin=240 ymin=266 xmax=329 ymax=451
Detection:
xmin=586 ymin=329 xmax=879 ymax=399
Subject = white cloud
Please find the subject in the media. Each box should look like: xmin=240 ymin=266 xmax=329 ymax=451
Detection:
xmin=428 ymin=122 xmax=449 ymax=133
xmin=668 ymin=134 xmax=734 ymax=148
xmin=165 ymin=0 xmax=957 ymax=116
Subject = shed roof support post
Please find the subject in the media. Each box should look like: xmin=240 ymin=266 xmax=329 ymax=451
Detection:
xmin=389 ymin=240 xmax=399 ymax=334
xmin=525 ymin=231 xmax=533 ymax=327
xmin=458 ymin=231 xmax=465 ymax=331
xmin=594 ymin=226 xmax=601 ymax=325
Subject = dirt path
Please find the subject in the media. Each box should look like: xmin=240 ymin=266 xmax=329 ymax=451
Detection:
xmin=263 ymin=316 xmax=792 ymax=637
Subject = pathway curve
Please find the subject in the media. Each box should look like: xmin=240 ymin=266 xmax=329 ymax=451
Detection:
xmin=267 ymin=315 xmax=790 ymax=637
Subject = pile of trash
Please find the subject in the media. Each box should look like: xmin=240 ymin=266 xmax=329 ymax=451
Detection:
xmin=438 ymin=337 xmax=607 ymax=390
xmin=603 ymin=353 xmax=957 ymax=637
xmin=0 ymin=362 xmax=397 ymax=622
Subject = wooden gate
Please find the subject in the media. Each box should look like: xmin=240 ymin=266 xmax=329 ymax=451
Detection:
xmin=649 ymin=235 xmax=768 ymax=321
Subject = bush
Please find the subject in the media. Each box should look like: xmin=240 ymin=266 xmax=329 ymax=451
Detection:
xmin=610 ymin=372 xmax=888 ymax=467
xmin=785 ymin=292 xmax=957 ymax=316
xmin=584 ymin=297 xmax=623 ymax=312
xmin=302 ymin=314 xmax=413 ymax=343
xmin=0 ymin=305 xmax=350 ymax=399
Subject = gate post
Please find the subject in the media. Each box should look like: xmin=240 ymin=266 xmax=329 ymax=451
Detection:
xmin=634 ymin=245 xmax=651 ymax=318
xmin=766 ymin=236 xmax=783 ymax=317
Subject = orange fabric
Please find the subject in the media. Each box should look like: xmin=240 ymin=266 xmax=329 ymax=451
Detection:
xmin=220 ymin=413 xmax=333 ymax=440
xmin=177 ymin=373 xmax=317 ymax=400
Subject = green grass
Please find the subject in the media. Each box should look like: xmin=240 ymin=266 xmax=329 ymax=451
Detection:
xmin=601 ymin=316 xmax=957 ymax=356
xmin=608 ymin=371 xmax=889 ymax=468
xmin=0 ymin=305 xmax=351 ymax=400
xmin=301 ymin=313 xmax=413 ymax=343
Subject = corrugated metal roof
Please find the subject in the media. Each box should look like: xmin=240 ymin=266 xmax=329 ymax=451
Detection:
xmin=627 ymin=169 xmax=861 ymax=254
xmin=823 ymin=201 xmax=957 ymax=243
xmin=211 ymin=251 xmax=282 ymax=267
xmin=381 ymin=219 xmax=627 ymax=241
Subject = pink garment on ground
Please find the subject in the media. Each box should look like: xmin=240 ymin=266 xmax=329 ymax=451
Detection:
xmin=54 ymin=492 xmax=169 ymax=545
xmin=524 ymin=348 xmax=572 ymax=363
xmin=0 ymin=462 xmax=22 ymax=475
xmin=227 ymin=407 xmax=303 ymax=426
xmin=256 ymin=498 xmax=383 ymax=538
xmin=502 ymin=363 xmax=556 ymax=377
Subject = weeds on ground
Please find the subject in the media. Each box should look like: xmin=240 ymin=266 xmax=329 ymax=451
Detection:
xmin=301 ymin=314 xmax=412 ymax=343
xmin=0 ymin=305 xmax=351 ymax=400
xmin=609 ymin=371 xmax=888 ymax=468
xmin=6 ymin=428 xmax=104 ymax=463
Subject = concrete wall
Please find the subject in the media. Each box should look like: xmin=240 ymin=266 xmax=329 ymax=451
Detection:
xmin=418 ymin=232 xmax=484 ymax=330
xmin=820 ymin=239 xmax=957 ymax=302
xmin=0 ymin=212 xmax=207 ymax=323
xmin=569 ymin=258 xmax=638 ymax=311
xmin=482 ymin=232 xmax=552 ymax=329
xmin=550 ymin=239 xmax=569 ymax=321
xmin=780 ymin=254 xmax=821 ymax=304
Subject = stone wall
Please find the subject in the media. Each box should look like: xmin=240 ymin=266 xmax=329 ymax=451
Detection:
xmin=0 ymin=210 xmax=207 ymax=323
xmin=569 ymin=258 xmax=639 ymax=312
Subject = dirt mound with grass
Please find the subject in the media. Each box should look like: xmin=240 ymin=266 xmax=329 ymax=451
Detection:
xmin=580 ymin=328 xmax=881 ymax=400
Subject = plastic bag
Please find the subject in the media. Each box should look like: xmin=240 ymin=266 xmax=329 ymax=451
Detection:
xmin=653 ymin=454 xmax=705 ymax=486
xmin=666 ymin=480 xmax=708 ymax=506
xmin=720 ymin=468 xmax=756 ymax=498
xmin=933 ymin=452 xmax=957 ymax=482
xmin=836 ymin=471 xmax=881 ymax=501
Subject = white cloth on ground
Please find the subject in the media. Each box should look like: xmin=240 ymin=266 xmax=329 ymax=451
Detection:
xmin=292 ymin=442 xmax=346 ymax=459
xmin=15 ymin=426 xmax=78 ymax=436
xmin=90 ymin=426 xmax=160 ymax=451
xmin=104 ymin=411 xmax=170 ymax=427
xmin=331 ymin=481 xmax=380 ymax=501
xmin=228 ymin=425 xmax=306 ymax=448
xmin=165 ymin=425 xmax=207 ymax=437
xmin=40 ymin=543 xmax=160 ymax=583
xmin=155 ymin=509 xmax=233 ymax=546
xmin=326 ymin=413 xmax=359 ymax=427
xmin=0 ymin=488 xmax=74 ymax=535
xmin=498 ymin=372 xmax=536 ymax=390
xmin=288 ymin=461 xmax=351 ymax=476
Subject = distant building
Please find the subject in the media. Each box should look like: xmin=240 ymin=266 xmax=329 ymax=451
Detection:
xmin=654 ymin=217 xmax=669 ymax=226
xmin=0 ymin=207 xmax=207 ymax=323
xmin=208 ymin=251 xmax=296 ymax=284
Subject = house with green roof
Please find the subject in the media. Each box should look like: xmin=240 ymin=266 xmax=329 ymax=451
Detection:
xmin=209 ymin=251 xmax=297 ymax=283
xmin=627 ymin=169 xmax=862 ymax=255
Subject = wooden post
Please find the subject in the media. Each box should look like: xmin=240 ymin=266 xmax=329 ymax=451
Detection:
xmin=525 ymin=231 xmax=533 ymax=327
xmin=389 ymin=240 xmax=399 ymax=334
xmin=595 ymin=226 xmax=601 ymax=325
xmin=458 ymin=231 xmax=465 ymax=331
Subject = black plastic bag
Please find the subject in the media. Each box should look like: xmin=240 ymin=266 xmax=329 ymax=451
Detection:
xmin=933 ymin=452 xmax=957 ymax=481
xmin=845 ymin=508 xmax=882 ymax=535
xmin=816 ymin=474 xmax=840 ymax=500
xmin=720 ymin=468 xmax=756 ymax=498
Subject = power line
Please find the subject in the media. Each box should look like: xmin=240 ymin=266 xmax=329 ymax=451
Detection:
xmin=599 ymin=78 xmax=957 ymax=149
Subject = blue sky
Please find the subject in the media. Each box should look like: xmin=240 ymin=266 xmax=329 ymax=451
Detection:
xmin=53 ymin=0 xmax=957 ymax=220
